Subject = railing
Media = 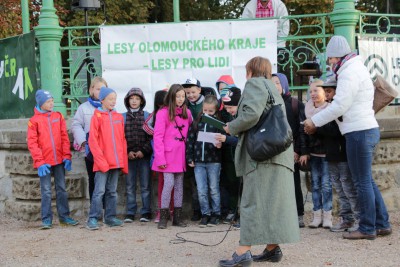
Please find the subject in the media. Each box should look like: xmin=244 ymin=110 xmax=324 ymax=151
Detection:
xmin=60 ymin=12 xmax=400 ymax=115
xmin=61 ymin=26 xmax=101 ymax=115
xmin=61 ymin=14 xmax=333 ymax=114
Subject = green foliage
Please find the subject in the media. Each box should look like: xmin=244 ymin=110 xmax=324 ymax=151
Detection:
xmin=0 ymin=0 xmax=397 ymax=39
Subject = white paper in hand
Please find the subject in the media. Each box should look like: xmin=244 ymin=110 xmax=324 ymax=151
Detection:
xmin=197 ymin=131 xmax=219 ymax=146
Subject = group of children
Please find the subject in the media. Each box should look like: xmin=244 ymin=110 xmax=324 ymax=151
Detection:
xmin=27 ymin=75 xmax=243 ymax=230
xmin=27 ymin=71 xmax=359 ymax=233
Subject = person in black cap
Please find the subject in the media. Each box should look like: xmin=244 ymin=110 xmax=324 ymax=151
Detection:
xmin=216 ymin=87 xmax=242 ymax=226
xmin=182 ymin=77 xmax=204 ymax=221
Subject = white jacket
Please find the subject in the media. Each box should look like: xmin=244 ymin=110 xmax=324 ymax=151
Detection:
xmin=241 ymin=0 xmax=289 ymax=47
xmin=71 ymin=101 xmax=96 ymax=146
xmin=312 ymin=56 xmax=378 ymax=135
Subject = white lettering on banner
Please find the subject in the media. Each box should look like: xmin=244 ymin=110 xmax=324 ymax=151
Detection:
xmin=100 ymin=20 xmax=278 ymax=112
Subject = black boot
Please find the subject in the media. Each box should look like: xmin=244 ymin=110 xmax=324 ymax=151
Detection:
xmin=158 ymin=209 xmax=169 ymax=229
xmin=172 ymin=207 xmax=187 ymax=227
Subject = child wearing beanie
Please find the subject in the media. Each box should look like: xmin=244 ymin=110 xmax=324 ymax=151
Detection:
xmin=86 ymin=87 xmax=128 ymax=230
xmin=216 ymin=87 xmax=242 ymax=226
xmin=71 ymin=76 xmax=108 ymax=201
xmin=27 ymin=89 xmax=78 ymax=229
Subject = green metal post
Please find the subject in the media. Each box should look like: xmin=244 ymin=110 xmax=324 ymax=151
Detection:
xmin=330 ymin=0 xmax=360 ymax=50
xmin=21 ymin=0 xmax=30 ymax=34
xmin=34 ymin=0 xmax=65 ymax=114
xmin=173 ymin=0 xmax=180 ymax=22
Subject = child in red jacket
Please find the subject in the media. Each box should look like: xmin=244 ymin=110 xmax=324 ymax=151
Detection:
xmin=27 ymin=89 xmax=78 ymax=229
xmin=86 ymin=87 xmax=128 ymax=230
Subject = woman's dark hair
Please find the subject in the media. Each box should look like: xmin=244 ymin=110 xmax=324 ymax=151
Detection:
xmin=164 ymin=84 xmax=189 ymax=122
xmin=192 ymin=95 xmax=221 ymax=132
xmin=152 ymin=90 xmax=167 ymax=127
xmin=245 ymin=56 xmax=272 ymax=79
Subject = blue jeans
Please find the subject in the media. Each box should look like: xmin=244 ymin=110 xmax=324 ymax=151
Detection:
xmin=39 ymin=163 xmax=70 ymax=221
xmin=126 ymin=158 xmax=152 ymax=215
xmin=194 ymin=162 xmax=221 ymax=216
xmin=328 ymin=161 xmax=359 ymax=222
xmin=345 ymin=127 xmax=390 ymax=235
xmin=88 ymin=169 xmax=119 ymax=221
xmin=310 ymin=156 xmax=332 ymax=211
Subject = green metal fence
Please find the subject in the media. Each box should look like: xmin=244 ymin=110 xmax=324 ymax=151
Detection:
xmin=60 ymin=12 xmax=400 ymax=115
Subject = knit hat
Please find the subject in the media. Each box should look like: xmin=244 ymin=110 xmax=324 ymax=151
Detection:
xmin=35 ymin=89 xmax=53 ymax=107
xmin=326 ymin=35 xmax=351 ymax=58
xmin=182 ymin=78 xmax=201 ymax=88
xmin=320 ymin=75 xmax=337 ymax=88
xmin=220 ymin=87 xmax=241 ymax=106
xmin=272 ymin=73 xmax=290 ymax=96
xmin=99 ymin=87 xmax=116 ymax=101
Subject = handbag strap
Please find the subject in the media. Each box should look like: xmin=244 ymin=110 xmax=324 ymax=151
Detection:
xmin=263 ymin=80 xmax=277 ymax=106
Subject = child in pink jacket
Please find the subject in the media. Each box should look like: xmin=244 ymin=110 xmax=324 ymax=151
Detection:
xmin=152 ymin=84 xmax=192 ymax=229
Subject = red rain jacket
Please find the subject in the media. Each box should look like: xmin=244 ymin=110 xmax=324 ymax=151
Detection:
xmin=89 ymin=109 xmax=128 ymax=174
xmin=27 ymin=108 xmax=72 ymax=169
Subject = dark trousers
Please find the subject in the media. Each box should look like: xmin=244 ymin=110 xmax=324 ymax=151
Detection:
xmin=294 ymin=163 xmax=304 ymax=216
xmin=85 ymin=157 xmax=96 ymax=201
xmin=185 ymin=166 xmax=200 ymax=213
xmin=220 ymin=161 xmax=240 ymax=214
xmin=85 ymin=157 xmax=105 ymax=208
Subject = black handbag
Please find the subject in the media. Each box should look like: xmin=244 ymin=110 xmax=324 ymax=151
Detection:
xmin=245 ymin=83 xmax=293 ymax=162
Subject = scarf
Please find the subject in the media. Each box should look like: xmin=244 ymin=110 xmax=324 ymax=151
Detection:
xmin=88 ymin=97 xmax=102 ymax=108
xmin=305 ymin=99 xmax=329 ymax=119
xmin=333 ymin=52 xmax=357 ymax=78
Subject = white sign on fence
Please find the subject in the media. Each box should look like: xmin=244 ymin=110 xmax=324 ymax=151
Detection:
xmin=358 ymin=37 xmax=400 ymax=99
xmin=100 ymin=20 xmax=277 ymax=112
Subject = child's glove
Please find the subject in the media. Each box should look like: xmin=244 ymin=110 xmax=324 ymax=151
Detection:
xmin=38 ymin=164 xmax=51 ymax=177
xmin=63 ymin=159 xmax=72 ymax=171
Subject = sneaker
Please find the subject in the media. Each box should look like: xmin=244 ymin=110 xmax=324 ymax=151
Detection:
xmin=140 ymin=213 xmax=152 ymax=222
xmin=330 ymin=219 xmax=353 ymax=232
xmin=232 ymin=222 xmax=240 ymax=230
xmin=59 ymin=217 xmax=79 ymax=226
xmin=207 ymin=215 xmax=220 ymax=227
xmin=298 ymin=216 xmax=305 ymax=228
xmin=40 ymin=218 xmax=52 ymax=230
xmin=199 ymin=215 xmax=210 ymax=228
xmin=124 ymin=215 xmax=135 ymax=223
xmin=105 ymin=217 xmax=124 ymax=227
xmin=347 ymin=219 xmax=359 ymax=232
xmin=191 ymin=210 xmax=202 ymax=221
xmin=223 ymin=213 xmax=235 ymax=224
xmin=86 ymin=218 xmax=99 ymax=230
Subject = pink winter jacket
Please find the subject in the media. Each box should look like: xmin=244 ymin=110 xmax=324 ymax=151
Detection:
xmin=152 ymin=106 xmax=192 ymax=173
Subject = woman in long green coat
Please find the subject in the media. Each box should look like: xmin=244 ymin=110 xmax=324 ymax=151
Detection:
xmin=219 ymin=57 xmax=300 ymax=267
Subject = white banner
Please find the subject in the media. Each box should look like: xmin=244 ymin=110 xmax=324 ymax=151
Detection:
xmin=358 ymin=37 xmax=400 ymax=99
xmin=100 ymin=20 xmax=277 ymax=112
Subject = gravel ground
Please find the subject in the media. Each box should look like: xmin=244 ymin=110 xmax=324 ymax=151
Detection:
xmin=0 ymin=211 xmax=399 ymax=267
